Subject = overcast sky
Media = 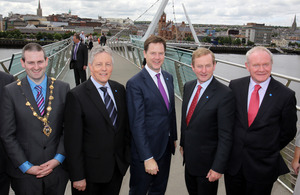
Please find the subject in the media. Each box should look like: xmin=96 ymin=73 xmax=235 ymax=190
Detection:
xmin=1 ymin=0 xmax=299 ymax=27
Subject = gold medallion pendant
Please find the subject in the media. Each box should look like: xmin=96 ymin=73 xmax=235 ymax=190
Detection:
xmin=18 ymin=77 xmax=56 ymax=137
xmin=43 ymin=123 xmax=52 ymax=137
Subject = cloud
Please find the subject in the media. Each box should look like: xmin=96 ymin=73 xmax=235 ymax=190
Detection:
xmin=0 ymin=0 xmax=299 ymax=26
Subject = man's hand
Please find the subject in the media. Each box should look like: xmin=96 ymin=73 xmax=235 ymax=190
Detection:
xmin=292 ymin=158 xmax=300 ymax=175
xmin=73 ymin=179 xmax=87 ymax=191
xmin=26 ymin=166 xmax=43 ymax=176
xmin=144 ymin=158 xmax=159 ymax=175
xmin=206 ymin=169 xmax=222 ymax=182
xmin=83 ymin=65 xmax=87 ymax=70
xmin=36 ymin=159 xmax=60 ymax=178
xmin=179 ymin=146 xmax=184 ymax=157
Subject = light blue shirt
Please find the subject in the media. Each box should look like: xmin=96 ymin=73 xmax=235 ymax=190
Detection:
xmin=247 ymin=77 xmax=271 ymax=110
xmin=90 ymin=76 xmax=117 ymax=110
xmin=186 ymin=76 xmax=213 ymax=116
xmin=19 ymin=75 xmax=65 ymax=174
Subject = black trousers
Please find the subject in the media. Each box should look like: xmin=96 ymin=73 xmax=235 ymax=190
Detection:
xmin=0 ymin=172 xmax=10 ymax=195
xmin=71 ymin=166 xmax=123 ymax=195
xmin=129 ymin=143 xmax=171 ymax=195
xmin=184 ymin=167 xmax=218 ymax=195
xmin=73 ymin=62 xmax=87 ymax=86
xmin=224 ymin=168 xmax=274 ymax=195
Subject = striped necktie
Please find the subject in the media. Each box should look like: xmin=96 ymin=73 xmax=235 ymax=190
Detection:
xmin=100 ymin=87 xmax=117 ymax=129
xmin=35 ymin=85 xmax=45 ymax=116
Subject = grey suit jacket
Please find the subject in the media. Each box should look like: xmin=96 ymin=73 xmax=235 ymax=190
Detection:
xmin=0 ymin=76 xmax=70 ymax=178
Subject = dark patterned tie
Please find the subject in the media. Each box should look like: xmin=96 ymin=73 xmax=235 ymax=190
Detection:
xmin=35 ymin=85 xmax=45 ymax=116
xmin=100 ymin=87 xmax=117 ymax=129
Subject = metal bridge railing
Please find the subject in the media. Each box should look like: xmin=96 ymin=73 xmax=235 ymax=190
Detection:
xmin=0 ymin=38 xmax=72 ymax=80
xmin=108 ymin=39 xmax=300 ymax=193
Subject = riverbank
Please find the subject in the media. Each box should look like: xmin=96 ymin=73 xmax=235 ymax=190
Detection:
xmin=0 ymin=39 xmax=55 ymax=48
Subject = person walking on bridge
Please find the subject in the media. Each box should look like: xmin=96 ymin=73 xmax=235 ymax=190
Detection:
xmin=70 ymin=34 xmax=88 ymax=86
xmin=224 ymin=46 xmax=297 ymax=195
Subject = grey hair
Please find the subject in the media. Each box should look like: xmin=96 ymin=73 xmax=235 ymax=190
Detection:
xmin=90 ymin=46 xmax=114 ymax=64
xmin=246 ymin=46 xmax=273 ymax=64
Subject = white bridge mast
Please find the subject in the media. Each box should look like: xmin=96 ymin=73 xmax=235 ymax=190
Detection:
xmin=182 ymin=3 xmax=201 ymax=47
xmin=141 ymin=0 xmax=169 ymax=42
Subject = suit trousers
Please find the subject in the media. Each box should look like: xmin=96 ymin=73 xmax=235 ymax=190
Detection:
xmin=184 ymin=167 xmax=218 ymax=195
xmin=224 ymin=168 xmax=273 ymax=195
xmin=71 ymin=166 xmax=123 ymax=195
xmin=10 ymin=167 xmax=68 ymax=195
xmin=73 ymin=61 xmax=87 ymax=86
xmin=129 ymin=142 xmax=171 ymax=195
xmin=0 ymin=172 xmax=10 ymax=195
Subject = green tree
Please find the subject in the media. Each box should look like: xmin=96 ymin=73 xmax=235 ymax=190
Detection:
xmin=47 ymin=33 xmax=54 ymax=40
xmin=247 ymin=40 xmax=255 ymax=46
xmin=36 ymin=32 xmax=43 ymax=40
xmin=54 ymin=33 xmax=62 ymax=40
xmin=232 ymin=38 xmax=241 ymax=45
xmin=107 ymin=31 xmax=112 ymax=36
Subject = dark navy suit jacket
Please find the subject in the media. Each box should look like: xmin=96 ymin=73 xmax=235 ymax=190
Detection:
xmin=126 ymin=68 xmax=177 ymax=162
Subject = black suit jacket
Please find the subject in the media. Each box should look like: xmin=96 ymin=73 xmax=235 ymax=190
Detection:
xmin=0 ymin=77 xmax=69 ymax=179
xmin=70 ymin=42 xmax=88 ymax=69
xmin=64 ymin=78 xmax=130 ymax=183
xmin=227 ymin=76 xmax=297 ymax=183
xmin=180 ymin=77 xmax=235 ymax=176
xmin=0 ymin=71 xmax=15 ymax=174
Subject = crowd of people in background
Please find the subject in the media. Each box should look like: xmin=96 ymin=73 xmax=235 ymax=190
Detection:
xmin=0 ymin=34 xmax=299 ymax=195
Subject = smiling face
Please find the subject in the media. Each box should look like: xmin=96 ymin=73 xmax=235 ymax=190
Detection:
xmin=192 ymin=54 xmax=216 ymax=84
xmin=21 ymin=50 xmax=48 ymax=85
xmin=89 ymin=52 xmax=113 ymax=85
xmin=143 ymin=42 xmax=165 ymax=73
xmin=246 ymin=50 xmax=272 ymax=84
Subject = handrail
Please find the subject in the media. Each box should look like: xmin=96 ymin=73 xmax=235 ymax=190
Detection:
xmin=0 ymin=37 xmax=72 ymax=79
xmin=107 ymin=39 xmax=300 ymax=193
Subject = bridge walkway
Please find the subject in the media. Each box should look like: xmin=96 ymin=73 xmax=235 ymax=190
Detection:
xmin=59 ymin=51 xmax=292 ymax=195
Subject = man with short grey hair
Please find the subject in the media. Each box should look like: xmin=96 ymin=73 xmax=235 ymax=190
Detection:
xmin=64 ymin=46 xmax=130 ymax=195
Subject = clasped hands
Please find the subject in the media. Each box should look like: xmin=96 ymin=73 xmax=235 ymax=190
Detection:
xmin=26 ymin=159 xmax=60 ymax=178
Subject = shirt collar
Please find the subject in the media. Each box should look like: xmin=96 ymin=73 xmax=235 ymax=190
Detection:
xmin=27 ymin=75 xmax=47 ymax=91
xmin=91 ymin=76 xmax=111 ymax=90
xmin=196 ymin=76 xmax=213 ymax=90
xmin=145 ymin=64 xmax=162 ymax=78
xmin=249 ymin=77 xmax=271 ymax=91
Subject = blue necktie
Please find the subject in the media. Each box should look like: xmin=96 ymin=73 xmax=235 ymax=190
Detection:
xmin=100 ymin=87 xmax=117 ymax=129
xmin=35 ymin=85 xmax=45 ymax=116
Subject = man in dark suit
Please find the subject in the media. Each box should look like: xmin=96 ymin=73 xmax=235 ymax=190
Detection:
xmin=224 ymin=46 xmax=297 ymax=195
xmin=70 ymin=34 xmax=88 ymax=86
xmin=179 ymin=48 xmax=235 ymax=195
xmin=126 ymin=35 xmax=177 ymax=195
xmin=0 ymin=71 xmax=15 ymax=195
xmin=0 ymin=43 xmax=69 ymax=195
xmin=64 ymin=46 xmax=130 ymax=195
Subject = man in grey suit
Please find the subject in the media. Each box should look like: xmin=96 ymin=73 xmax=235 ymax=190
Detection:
xmin=0 ymin=71 xmax=15 ymax=195
xmin=0 ymin=43 xmax=69 ymax=195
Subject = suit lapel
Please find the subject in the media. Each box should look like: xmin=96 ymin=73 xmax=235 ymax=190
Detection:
xmin=240 ymin=77 xmax=250 ymax=127
xmin=192 ymin=78 xmax=216 ymax=116
xmin=85 ymin=79 xmax=114 ymax=128
xmin=183 ymin=80 xmax=197 ymax=118
xmin=252 ymin=77 xmax=277 ymax=125
xmin=141 ymin=68 xmax=168 ymax=111
xmin=21 ymin=77 xmax=40 ymax=115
